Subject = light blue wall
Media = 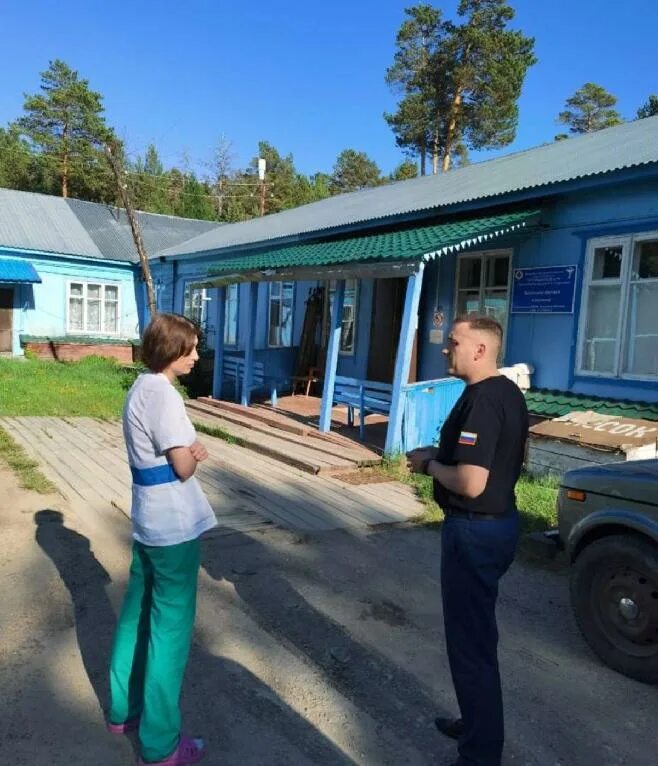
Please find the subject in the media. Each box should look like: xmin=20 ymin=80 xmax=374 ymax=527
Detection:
xmin=418 ymin=176 xmax=658 ymax=402
xmin=1 ymin=247 xmax=139 ymax=355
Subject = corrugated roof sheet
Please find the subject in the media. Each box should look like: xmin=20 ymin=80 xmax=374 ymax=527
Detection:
xmin=0 ymin=258 xmax=42 ymax=283
xmin=525 ymin=389 xmax=658 ymax=422
xmin=160 ymin=116 xmax=658 ymax=259
xmin=208 ymin=210 xmax=539 ymax=276
xmin=0 ymin=189 xmax=220 ymax=262
xmin=67 ymin=199 xmax=219 ymax=262
xmin=0 ymin=189 xmax=103 ymax=259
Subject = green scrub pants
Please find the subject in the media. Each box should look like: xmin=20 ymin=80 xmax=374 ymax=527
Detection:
xmin=109 ymin=538 xmax=200 ymax=762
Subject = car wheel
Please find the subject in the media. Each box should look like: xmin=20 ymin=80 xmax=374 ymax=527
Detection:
xmin=570 ymin=534 xmax=658 ymax=684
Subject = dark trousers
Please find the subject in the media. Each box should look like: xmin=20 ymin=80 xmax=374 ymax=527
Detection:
xmin=441 ymin=513 xmax=519 ymax=766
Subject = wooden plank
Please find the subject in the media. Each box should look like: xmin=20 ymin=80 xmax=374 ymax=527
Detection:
xmin=187 ymin=401 xmax=378 ymax=465
xmin=41 ymin=418 xmax=130 ymax=496
xmin=8 ymin=417 xmax=115 ymax=512
xmin=199 ymin=434 xmax=411 ymax=527
xmin=0 ymin=418 xmax=74 ymax=503
xmin=38 ymin=417 xmax=132 ymax=512
xmin=56 ymin=418 xmax=132 ymax=488
xmin=197 ymin=439 xmax=375 ymax=529
xmin=189 ymin=409 xmax=360 ymax=474
xmin=196 ymin=457 xmax=342 ymax=531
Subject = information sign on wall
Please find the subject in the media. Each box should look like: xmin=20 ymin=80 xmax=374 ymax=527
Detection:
xmin=511 ymin=265 xmax=577 ymax=314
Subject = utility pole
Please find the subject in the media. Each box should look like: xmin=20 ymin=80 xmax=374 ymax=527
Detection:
xmin=258 ymin=157 xmax=267 ymax=217
xmin=104 ymin=143 xmax=157 ymax=318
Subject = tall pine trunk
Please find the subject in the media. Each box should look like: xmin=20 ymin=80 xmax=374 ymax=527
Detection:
xmin=442 ymin=89 xmax=463 ymax=173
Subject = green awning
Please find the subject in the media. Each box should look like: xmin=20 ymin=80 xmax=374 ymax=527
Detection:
xmin=206 ymin=209 xmax=541 ymax=281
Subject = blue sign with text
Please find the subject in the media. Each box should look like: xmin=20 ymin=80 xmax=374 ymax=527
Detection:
xmin=511 ymin=265 xmax=577 ymax=314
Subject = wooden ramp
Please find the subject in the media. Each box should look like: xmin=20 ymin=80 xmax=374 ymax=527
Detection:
xmin=188 ymin=398 xmax=382 ymax=475
xmin=0 ymin=417 xmax=423 ymax=534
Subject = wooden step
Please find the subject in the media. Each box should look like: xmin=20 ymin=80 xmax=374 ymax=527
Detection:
xmin=187 ymin=400 xmax=378 ymax=465
xmin=196 ymin=397 xmax=358 ymax=448
xmin=187 ymin=406 xmax=369 ymax=475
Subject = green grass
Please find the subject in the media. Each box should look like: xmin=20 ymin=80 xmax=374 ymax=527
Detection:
xmin=193 ymin=421 xmax=247 ymax=447
xmin=0 ymin=356 xmax=143 ymax=420
xmin=0 ymin=425 xmax=57 ymax=493
xmin=375 ymin=455 xmax=558 ymax=533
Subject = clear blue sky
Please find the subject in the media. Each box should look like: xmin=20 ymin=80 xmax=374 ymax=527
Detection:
xmin=1 ymin=0 xmax=656 ymax=178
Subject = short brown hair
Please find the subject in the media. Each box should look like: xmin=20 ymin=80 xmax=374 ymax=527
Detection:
xmin=141 ymin=313 xmax=199 ymax=372
xmin=454 ymin=313 xmax=503 ymax=347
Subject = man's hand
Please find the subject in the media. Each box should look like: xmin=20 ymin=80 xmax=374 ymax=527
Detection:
xmin=189 ymin=440 xmax=208 ymax=462
xmin=406 ymin=447 xmax=438 ymax=475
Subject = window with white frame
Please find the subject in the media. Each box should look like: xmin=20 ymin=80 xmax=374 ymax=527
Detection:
xmin=325 ymin=279 xmax=358 ymax=354
xmin=454 ymin=251 xmax=511 ymax=342
xmin=183 ymin=284 xmax=206 ymax=328
xmin=578 ymin=232 xmax=658 ymax=379
xmin=68 ymin=281 xmax=120 ymax=334
xmin=268 ymin=281 xmax=294 ymax=347
xmin=224 ymin=283 xmax=238 ymax=346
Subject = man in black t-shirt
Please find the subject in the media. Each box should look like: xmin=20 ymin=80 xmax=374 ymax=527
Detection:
xmin=408 ymin=315 xmax=528 ymax=766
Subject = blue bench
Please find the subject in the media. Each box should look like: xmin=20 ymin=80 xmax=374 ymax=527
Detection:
xmin=223 ymin=355 xmax=288 ymax=406
xmin=332 ymin=375 xmax=394 ymax=440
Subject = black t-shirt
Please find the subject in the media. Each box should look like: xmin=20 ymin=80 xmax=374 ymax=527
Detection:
xmin=433 ymin=375 xmax=529 ymax=515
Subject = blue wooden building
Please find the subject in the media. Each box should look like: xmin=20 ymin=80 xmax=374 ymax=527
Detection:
xmin=151 ymin=117 xmax=658 ymax=452
xmin=0 ymin=189 xmax=216 ymax=359
xmin=2 ymin=118 xmax=657 ymax=452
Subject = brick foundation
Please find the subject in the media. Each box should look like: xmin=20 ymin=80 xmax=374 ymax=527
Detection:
xmin=23 ymin=341 xmax=135 ymax=363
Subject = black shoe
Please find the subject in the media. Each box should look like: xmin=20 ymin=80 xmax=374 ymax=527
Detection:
xmin=434 ymin=716 xmax=463 ymax=740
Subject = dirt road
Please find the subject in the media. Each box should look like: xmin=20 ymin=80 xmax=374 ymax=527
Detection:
xmin=0 ymin=465 xmax=655 ymax=765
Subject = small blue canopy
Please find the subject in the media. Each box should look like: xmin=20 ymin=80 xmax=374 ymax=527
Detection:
xmin=0 ymin=258 xmax=42 ymax=283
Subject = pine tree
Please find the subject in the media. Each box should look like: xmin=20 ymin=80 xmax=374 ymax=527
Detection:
xmin=17 ymin=59 xmax=116 ymax=199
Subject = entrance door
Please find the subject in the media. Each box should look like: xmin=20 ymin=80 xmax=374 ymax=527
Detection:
xmin=0 ymin=288 xmax=13 ymax=352
xmin=367 ymin=278 xmax=417 ymax=383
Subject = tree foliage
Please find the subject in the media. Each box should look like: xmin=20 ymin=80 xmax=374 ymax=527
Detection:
xmin=385 ymin=1 xmax=536 ymax=173
xmin=636 ymin=94 xmax=658 ymax=120
xmin=16 ymin=59 xmax=115 ymax=199
xmin=330 ymin=149 xmax=382 ymax=193
xmin=557 ymin=82 xmax=623 ymax=134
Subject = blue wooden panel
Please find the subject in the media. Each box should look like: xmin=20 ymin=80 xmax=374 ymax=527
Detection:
xmin=241 ymin=282 xmax=258 ymax=406
xmin=212 ymin=285 xmax=226 ymax=399
xmin=400 ymin=377 xmax=465 ymax=452
xmin=385 ymin=265 xmax=425 ymax=454
xmin=319 ymin=279 xmax=345 ymax=432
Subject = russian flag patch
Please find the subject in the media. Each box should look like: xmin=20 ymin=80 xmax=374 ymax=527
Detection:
xmin=458 ymin=431 xmax=478 ymax=446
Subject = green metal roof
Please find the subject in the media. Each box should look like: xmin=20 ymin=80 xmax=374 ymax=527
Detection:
xmin=525 ymin=389 xmax=658 ymax=422
xmin=208 ymin=209 xmax=540 ymax=277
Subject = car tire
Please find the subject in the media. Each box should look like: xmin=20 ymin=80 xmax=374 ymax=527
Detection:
xmin=570 ymin=534 xmax=658 ymax=684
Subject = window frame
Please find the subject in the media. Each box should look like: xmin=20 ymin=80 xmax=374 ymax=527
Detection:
xmin=224 ymin=283 xmax=239 ymax=347
xmin=182 ymin=282 xmax=207 ymax=330
xmin=267 ymin=280 xmax=295 ymax=348
xmin=576 ymin=230 xmax=658 ymax=381
xmin=453 ymin=249 xmax=512 ymax=357
xmin=324 ymin=278 xmax=359 ymax=356
xmin=66 ymin=279 xmax=121 ymax=335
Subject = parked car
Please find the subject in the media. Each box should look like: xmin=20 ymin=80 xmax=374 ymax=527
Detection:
xmin=557 ymin=459 xmax=658 ymax=684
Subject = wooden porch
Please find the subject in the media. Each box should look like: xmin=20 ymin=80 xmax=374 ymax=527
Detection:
xmin=189 ymin=395 xmax=388 ymax=473
xmin=0 ymin=416 xmax=423 ymax=534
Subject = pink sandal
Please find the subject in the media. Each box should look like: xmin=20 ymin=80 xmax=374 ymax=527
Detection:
xmin=138 ymin=735 xmax=205 ymax=765
xmin=107 ymin=716 xmax=140 ymax=734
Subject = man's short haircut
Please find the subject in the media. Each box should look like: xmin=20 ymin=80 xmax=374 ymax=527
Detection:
xmin=141 ymin=313 xmax=199 ymax=372
xmin=454 ymin=313 xmax=503 ymax=348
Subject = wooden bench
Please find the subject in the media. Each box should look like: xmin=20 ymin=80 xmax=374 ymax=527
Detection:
xmin=223 ymin=355 xmax=288 ymax=406
xmin=332 ymin=375 xmax=393 ymax=440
